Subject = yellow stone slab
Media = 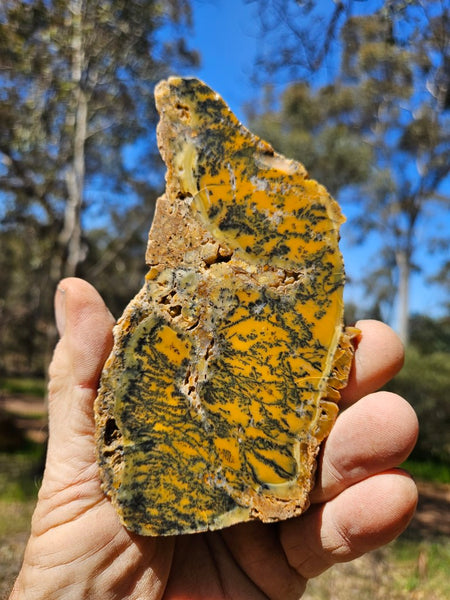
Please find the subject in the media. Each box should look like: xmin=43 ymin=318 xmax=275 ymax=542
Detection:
xmin=94 ymin=77 xmax=357 ymax=536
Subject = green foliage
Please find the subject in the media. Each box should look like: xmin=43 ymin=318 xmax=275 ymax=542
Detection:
xmin=0 ymin=223 xmax=55 ymax=374
xmin=0 ymin=0 xmax=198 ymax=375
xmin=402 ymin=458 xmax=450 ymax=484
xmin=386 ymin=344 xmax=450 ymax=463
xmin=382 ymin=315 xmax=450 ymax=467
xmin=0 ymin=377 xmax=46 ymax=397
xmin=429 ymin=261 xmax=450 ymax=312
xmin=79 ymin=196 xmax=157 ymax=319
xmin=0 ymin=446 xmax=44 ymax=501
xmin=409 ymin=314 xmax=450 ymax=354
xmin=249 ymin=82 xmax=373 ymax=196
xmin=249 ymin=0 xmax=450 ymax=343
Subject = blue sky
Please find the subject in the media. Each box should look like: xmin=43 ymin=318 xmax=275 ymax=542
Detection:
xmin=179 ymin=0 xmax=449 ymax=325
xmin=187 ymin=0 xmax=260 ymax=121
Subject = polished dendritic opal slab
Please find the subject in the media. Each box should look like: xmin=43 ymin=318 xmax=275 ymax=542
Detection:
xmin=94 ymin=77 xmax=358 ymax=536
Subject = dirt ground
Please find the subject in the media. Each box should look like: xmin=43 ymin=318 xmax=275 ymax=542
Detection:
xmin=0 ymin=395 xmax=48 ymax=446
xmin=412 ymin=481 xmax=450 ymax=537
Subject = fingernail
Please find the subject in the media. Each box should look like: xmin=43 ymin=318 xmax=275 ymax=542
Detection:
xmin=55 ymin=285 xmax=67 ymax=337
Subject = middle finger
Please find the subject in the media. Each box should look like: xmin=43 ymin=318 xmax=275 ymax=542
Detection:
xmin=310 ymin=391 xmax=418 ymax=503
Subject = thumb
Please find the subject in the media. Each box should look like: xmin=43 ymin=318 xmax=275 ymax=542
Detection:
xmin=40 ymin=278 xmax=114 ymax=501
xmin=52 ymin=277 xmax=114 ymax=389
xmin=19 ymin=281 xmax=171 ymax=599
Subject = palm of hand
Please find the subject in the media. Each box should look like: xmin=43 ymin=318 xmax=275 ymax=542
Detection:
xmin=11 ymin=279 xmax=418 ymax=600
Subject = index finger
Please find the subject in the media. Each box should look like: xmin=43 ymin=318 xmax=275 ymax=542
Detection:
xmin=340 ymin=319 xmax=404 ymax=408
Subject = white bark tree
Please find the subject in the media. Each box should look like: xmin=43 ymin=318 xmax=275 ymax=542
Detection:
xmin=0 ymin=0 xmax=198 ymax=372
xmin=249 ymin=0 xmax=450 ymax=344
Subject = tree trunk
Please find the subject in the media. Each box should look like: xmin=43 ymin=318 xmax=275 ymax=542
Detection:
xmin=395 ymin=248 xmax=410 ymax=347
xmin=46 ymin=0 xmax=86 ymax=366
xmin=63 ymin=88 xmax=87 ymax=277
xmin=58 ymin=0 xmax=86 ymax=279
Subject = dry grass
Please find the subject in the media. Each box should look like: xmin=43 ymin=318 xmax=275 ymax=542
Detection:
xmin=0 ymin=500 xmax=35 ymax=599
xmin=303 ymin=539 xmax=450 ymax=600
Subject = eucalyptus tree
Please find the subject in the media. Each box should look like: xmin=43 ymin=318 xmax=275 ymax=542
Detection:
xmin=0 ymin=0 xmax=198 ymax=373
xmin=248 ymin=0 xmax=449 ymax=344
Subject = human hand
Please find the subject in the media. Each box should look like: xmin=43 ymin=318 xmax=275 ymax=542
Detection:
xmin=10 ymin=277 xmax=418 ymax=600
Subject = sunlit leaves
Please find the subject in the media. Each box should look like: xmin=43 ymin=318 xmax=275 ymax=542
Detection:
xmin=249 ymin=0 xmax=449 ymax=342
xmin=0 ymin=0 xmax=197 ymax=375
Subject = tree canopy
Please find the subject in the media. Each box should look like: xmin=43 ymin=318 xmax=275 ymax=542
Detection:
xmin=0 ymin=0 xmax=198 ymax=374
xmin=249 ymin=0 xmax=450 ymax=344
